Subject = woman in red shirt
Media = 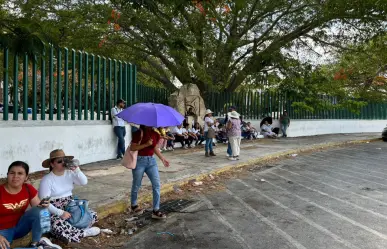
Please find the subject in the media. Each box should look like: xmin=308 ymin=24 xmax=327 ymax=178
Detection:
xmin=130 ymin=125 xmax=170 ymax=219
xmin=0 ymin=161 xmax=61 ymax=249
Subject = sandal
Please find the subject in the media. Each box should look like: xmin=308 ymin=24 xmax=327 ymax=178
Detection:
xmin=152 ymin=210 xmax=167 ymax=219
xmin=131 ymin=205 xmax=144 ymax=215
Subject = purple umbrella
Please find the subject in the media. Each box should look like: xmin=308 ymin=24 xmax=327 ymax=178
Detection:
xmin=116 ymin=102 xmax=184 ymax=127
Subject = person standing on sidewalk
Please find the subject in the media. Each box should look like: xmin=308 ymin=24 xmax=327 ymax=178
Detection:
xmin=111 ymin=99 xmax=126 ymax=160
xmin=224 ymin=106 xmax=242 ymax=157
xmin=226 ymin=111 xmax=242 ymax=161
xmin=279 ymin=111 xmax=290 ymax=137
xmin=203 ymin=109 xmax=216 ymax=157
xmin=129 ymin=125 xmax=170 ymax=219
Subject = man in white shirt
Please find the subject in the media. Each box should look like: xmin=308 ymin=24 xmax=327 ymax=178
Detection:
xmin=111 ymin=99 xmax=126 ymax=159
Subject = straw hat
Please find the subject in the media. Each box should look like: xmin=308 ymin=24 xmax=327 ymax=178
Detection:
xmin=42 ymin=149 xmax=74 ymax=168
xmin=205 ymin=109 xmax=213 ymax=115
xmin=228 ymin=111 xmax=240 ymax=119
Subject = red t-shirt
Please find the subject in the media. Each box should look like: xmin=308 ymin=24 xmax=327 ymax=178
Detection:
xmin=0 ymin=184 xmax=37 ymax=230
xmin=132 ymin=129 xmax=160 ymax=156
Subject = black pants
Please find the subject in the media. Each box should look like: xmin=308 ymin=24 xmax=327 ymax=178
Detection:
xmin=175 ymin=136 xmax=192 ymax=147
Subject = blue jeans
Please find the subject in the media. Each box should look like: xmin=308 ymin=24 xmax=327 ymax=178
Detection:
xmin=227 ymin=142 xmax=232 ymax=155
xmin=114 ymin=126 xmax=126 ymax=157
xmin=0 ymin=207 xmax=42 ymax=249
xmin=131 ymin=156 xmax=161 ymax=210
xmin=281 ymin=125 xmax=288 ymax=137
xmin=204 ymin=132 xmax=213 ymax=153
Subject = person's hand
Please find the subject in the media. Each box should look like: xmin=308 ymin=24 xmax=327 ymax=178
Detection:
xmin=146 ymin=138 xmax=153 ymax=146
xmin=61 ymin=211 xmax=72 ymax=220
xmin=161 ymin=158 xmax=170 ymax=167
xmin=0 ymin=235 xmax=10 ymax=249
xmin=38 ymin=200 xmax=50 ymax=208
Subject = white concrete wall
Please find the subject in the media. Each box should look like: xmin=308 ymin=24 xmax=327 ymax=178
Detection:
xmin=248 ymin=119 xmax=386 ymax=137
xmin=0 ymin=120 xmax=131 ymax=177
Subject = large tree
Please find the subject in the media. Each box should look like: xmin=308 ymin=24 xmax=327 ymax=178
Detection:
xmin=108 ymin=0 xmax=386 ymax=92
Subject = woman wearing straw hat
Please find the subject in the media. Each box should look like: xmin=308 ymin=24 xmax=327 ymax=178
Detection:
xmin=226 ymin=111 xmax=242 ymax=161
xmin=38 ymin=150 xmax=100 ymax=243
xmin=203 ymin=109 xmax=216 ymax=157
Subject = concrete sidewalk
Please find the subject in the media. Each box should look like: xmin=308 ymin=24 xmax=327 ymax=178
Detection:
xmin=26 ymin=133 xmax=380 ymax=218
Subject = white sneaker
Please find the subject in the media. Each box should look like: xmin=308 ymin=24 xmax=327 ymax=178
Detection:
xmin=228 ymin=157 xmax=237 ymax=161
xmin=37 ymin=237 xmax=62 ymax=249
xmin=83 ymin=227 xmax=100 ymax=237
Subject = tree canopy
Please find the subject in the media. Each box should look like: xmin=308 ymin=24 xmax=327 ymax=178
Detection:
xmin=1 ymin=0 xmax=386 ymax=95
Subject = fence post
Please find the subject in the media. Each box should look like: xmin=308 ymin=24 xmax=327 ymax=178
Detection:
xmin=71 ymin=50 xmax=76 ymax=120
xmin=119 ymin=61 xmax=122 ymax=99
xmin=128 ymin=63 xmax=133 ymax=105
xmin=77 ymin=51 xmax=83 ymax=120
xmin=56 ymin=48 xmax=62 ymax=120
xmin=32 ymin=55 xmax=37 ymax=120
xmin=113 ymin=60 xmax=117 ymax=104
xmin=64 ymin=48 xmax=69 ymax=120
xmin=102 ymin=57 xmax=107 ymax=120
xmin=90 ymin=54 xmax=95 ymax=120
xmin=13 ymin=53 xmax=19 ymax=121
xmin=22 ymin=54 xmax=28 ymax=120
xmin=84 ymin=53 xmax=89 ymax=120
xmin=49 ymin=46 xmax=54 ymax=120
xmin=108 ymin=59 xmax=112 ymax=120
xmin=97 ymin=56 xmax=101 ymax=120
xmin=133 ymin=65 xmax=137 ymax=104
xmin=3 ymin=48 xmax=9 ymax=120
xmin=41 ymin=50 xmax=46 ymax=120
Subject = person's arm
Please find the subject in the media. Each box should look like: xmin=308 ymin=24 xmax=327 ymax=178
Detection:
xmin=111 ymin=107 xmax=119 ymax=121
xmin=154 ymin=143 xmax=170 ymax=167
xmin=288 ymin=118 xmax=290 ymax=126
xmin=38 ymin=178 xmax=65 ymax=217
xmin=226 ymin=120 xmax=233 ymax=130
xmin=71 ymin=167 xmax=88 ymax=186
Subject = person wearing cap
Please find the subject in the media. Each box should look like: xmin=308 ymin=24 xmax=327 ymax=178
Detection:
xmin=38 ymin=150 xmax=100 ymax=243
xmin=226 ymin=111 xmax=242 ymax=160
xmin=111 ymin=99 xmax=126 ymax=160
xmin=203 ymin=109 xmax=216 ymax=157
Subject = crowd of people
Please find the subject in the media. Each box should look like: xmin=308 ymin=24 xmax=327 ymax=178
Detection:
xmin=0 ymin=100 xmax=291 ymax=249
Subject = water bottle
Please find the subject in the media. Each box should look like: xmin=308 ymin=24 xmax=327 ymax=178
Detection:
xmin=40 ymin=208 xmax=51 ymax=233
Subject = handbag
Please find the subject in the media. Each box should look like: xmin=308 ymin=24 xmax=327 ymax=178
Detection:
xmin=121 ymin=129 xmax=143 ymax=169
xmin=207 ymin=127 xmax=216 ymax=138
xmin=65 ymin=199 xmax=93 ymax=229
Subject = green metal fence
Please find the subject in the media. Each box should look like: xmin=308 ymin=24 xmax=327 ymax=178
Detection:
xmin=1 ymin=45 xmax=136 ymax=121
xmin=136 ymin=84 xmax=170 ymax=105
xmin=203 ymin=91 xmax=387 ymax=120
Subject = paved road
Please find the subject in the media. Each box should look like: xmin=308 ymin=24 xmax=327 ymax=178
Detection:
xmin=123 ymin=141 xmax=387 ymax=249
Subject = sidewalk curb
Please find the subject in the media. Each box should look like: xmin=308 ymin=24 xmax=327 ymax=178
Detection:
xmin=96 ymin=137 xmax=380 ymax=219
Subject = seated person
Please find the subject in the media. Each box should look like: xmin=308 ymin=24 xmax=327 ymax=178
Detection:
xmin=156 ymin=127 xmax=168 ymax=151
xmin=216 ymin=124 xmax=228 ymax=144
xmin=165 ymin=128 xmax=175 ymax=151
xmin=242 ymin=122 xmax=258 ymax=140
xmin=260 ymin=121 xmax=277 ymax=138
xmin=185 ymin=124 xmax=198 ymax=146
xmin=39 ymin=150 xmax=99 ymax=244
xmin=0 ymin=161 xmax=62 ymax=249
xmin=190 ymin=122 xmax=205 ymax=146
xmin=182 ymin=124 xmax=195 ymax=148
xmin=172 ymin=124 xmax=192 ymax=149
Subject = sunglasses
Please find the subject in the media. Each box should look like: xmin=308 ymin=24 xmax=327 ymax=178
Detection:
xmin=55 ymin=159 xmax=64 ymax=164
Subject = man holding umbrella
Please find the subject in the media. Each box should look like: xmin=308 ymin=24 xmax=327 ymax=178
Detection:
xmin=111 ymin=99 xmax=126 ymax=160
xmin=116 ymin=103 xmax=184 ymax=219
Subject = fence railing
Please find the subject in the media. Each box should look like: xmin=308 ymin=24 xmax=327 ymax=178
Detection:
xmin=136 ymin=84 xmax=170 ymax=105
xmin=203 ymin=91 xmax=387 ymax=120
xmin=1 ymin=46 xmax=137 ymax=121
